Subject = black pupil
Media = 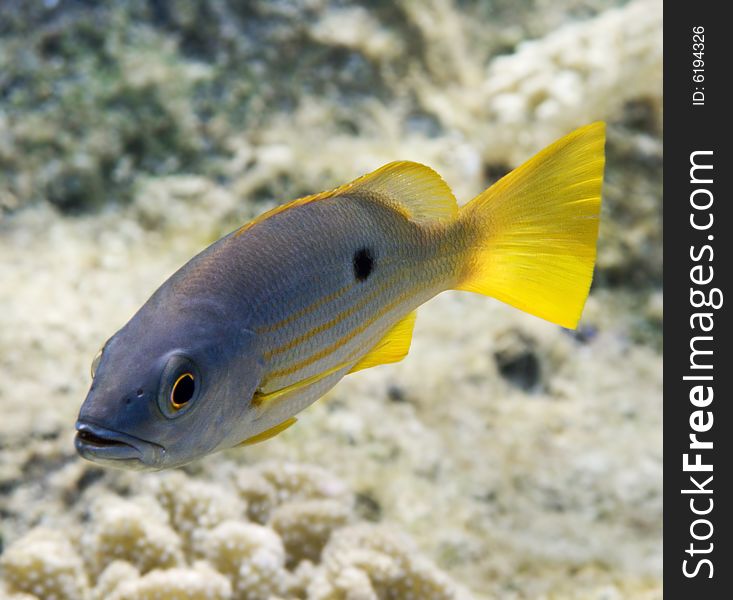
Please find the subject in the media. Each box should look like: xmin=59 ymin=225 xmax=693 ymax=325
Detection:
xmin=172 ymin=374 xmax=195 ymax=406
xmin=353 ymin=248 xmax=373 ymax=281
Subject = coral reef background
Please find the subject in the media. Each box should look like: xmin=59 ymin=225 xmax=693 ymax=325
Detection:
xmin=1 ymin=0 xmax=662 ymax=598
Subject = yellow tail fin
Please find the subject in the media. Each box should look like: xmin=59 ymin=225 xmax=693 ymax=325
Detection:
xmin=456 ymin=122 xmax=605 ymax=329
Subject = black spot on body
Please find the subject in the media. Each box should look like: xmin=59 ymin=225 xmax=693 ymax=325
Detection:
xmin=353 ymin=247 xmax=373 ymax=281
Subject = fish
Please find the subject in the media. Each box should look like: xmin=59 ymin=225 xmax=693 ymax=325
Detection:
xmin=75 ymin=122 xmax=605 ymax=470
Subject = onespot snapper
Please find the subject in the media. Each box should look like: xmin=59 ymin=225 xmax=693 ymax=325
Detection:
xmin=76 ymin=122 xmax=605 ymax=470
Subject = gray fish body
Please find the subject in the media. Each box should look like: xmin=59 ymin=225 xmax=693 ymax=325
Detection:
xmin=76 ymin=125 xmax=606 ymax=470
xmin=238 ymin=197 xmax=459 ymax=412
xmin=79 ymin=194 xmax=459 ymax=469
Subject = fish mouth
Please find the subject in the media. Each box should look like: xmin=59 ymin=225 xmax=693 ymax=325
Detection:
xmin=74 ymin=421 xmax=164 ymax=470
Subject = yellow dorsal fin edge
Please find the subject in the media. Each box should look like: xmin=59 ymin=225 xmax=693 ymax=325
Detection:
xmin=237 ymin=162 xmax=457 ymax=236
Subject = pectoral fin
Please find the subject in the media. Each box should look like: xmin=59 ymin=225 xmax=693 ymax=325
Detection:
xmin=252 ymin=359 xmax=352 ymax=408
xmin=349 ymin=311 xmax=417 ymax=374
xmin=236 ymin=417 xmax=297 ymax=447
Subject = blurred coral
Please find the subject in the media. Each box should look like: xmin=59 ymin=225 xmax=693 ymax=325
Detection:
xmin=104 ymin=563 xmax=232 ymax=600
xmin=203 ymin=521 xmax=287 ymax=599
xmin=271 ymin=499 xmax=352 ymax=565
xmin=83 ymin=495 xmax=184 ymax=577
xmin=143 ymin=470 xmax=246 ymax=558
xmin=309 ymin=524 xmax=473 ymax=599
xmin=0 ymin=528 xmax=89 ymax=600
xmin=1 ymin=463 xmax=472 ymax=599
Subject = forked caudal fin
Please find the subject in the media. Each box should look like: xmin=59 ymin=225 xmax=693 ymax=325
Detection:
xmin=455 ymin=122 xmax=606 ymax=329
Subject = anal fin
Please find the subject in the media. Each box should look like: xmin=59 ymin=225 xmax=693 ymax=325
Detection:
xmin=349 ymin=311 xmax=417 ymax=374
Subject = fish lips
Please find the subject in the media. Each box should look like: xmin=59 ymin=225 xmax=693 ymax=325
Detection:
xmin=74 ymin=421 xmax=165 ymax=470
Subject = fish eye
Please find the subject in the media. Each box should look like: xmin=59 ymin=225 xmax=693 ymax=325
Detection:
xmin=158 ymin=355 xmax=200 ymax=418
xmin=170 ymin=373 xmax=195 ymax=410
xmin=90 ymin=347 xmax=103 ymax=379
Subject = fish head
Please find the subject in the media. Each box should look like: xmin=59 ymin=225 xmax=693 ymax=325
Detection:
xmin=75 ymin=299 xmax=263 ymax=470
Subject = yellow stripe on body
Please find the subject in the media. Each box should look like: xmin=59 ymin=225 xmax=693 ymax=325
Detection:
xmin=265 ymin=263 xmax=447 ymax=382
xmin=253 ymin=318 xmax=413 ymax=411
xmin=255 ymin=281 xmax=356 ymax=335
xmin=262 ymin=261 xmax=412 ymax=360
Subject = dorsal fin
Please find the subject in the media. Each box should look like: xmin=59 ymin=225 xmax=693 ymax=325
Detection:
xmin=237 ymin=162 xmax=457 ymax=235
xmin=344 ymin=161 xmax=458 ymax=222
xmin=349 ymin=310 xmax=417 ymax=374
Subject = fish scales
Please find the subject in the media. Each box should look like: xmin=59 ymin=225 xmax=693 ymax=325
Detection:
xmin=245 ymin=196 xmax=458 ymax=390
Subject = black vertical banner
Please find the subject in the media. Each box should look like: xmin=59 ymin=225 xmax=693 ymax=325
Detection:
xmin=664 ymin=2 xmax=732 ymax=598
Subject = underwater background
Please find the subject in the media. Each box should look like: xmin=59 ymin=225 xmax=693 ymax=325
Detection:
xmin=0 ymin=1 xmax=661 ymax=598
